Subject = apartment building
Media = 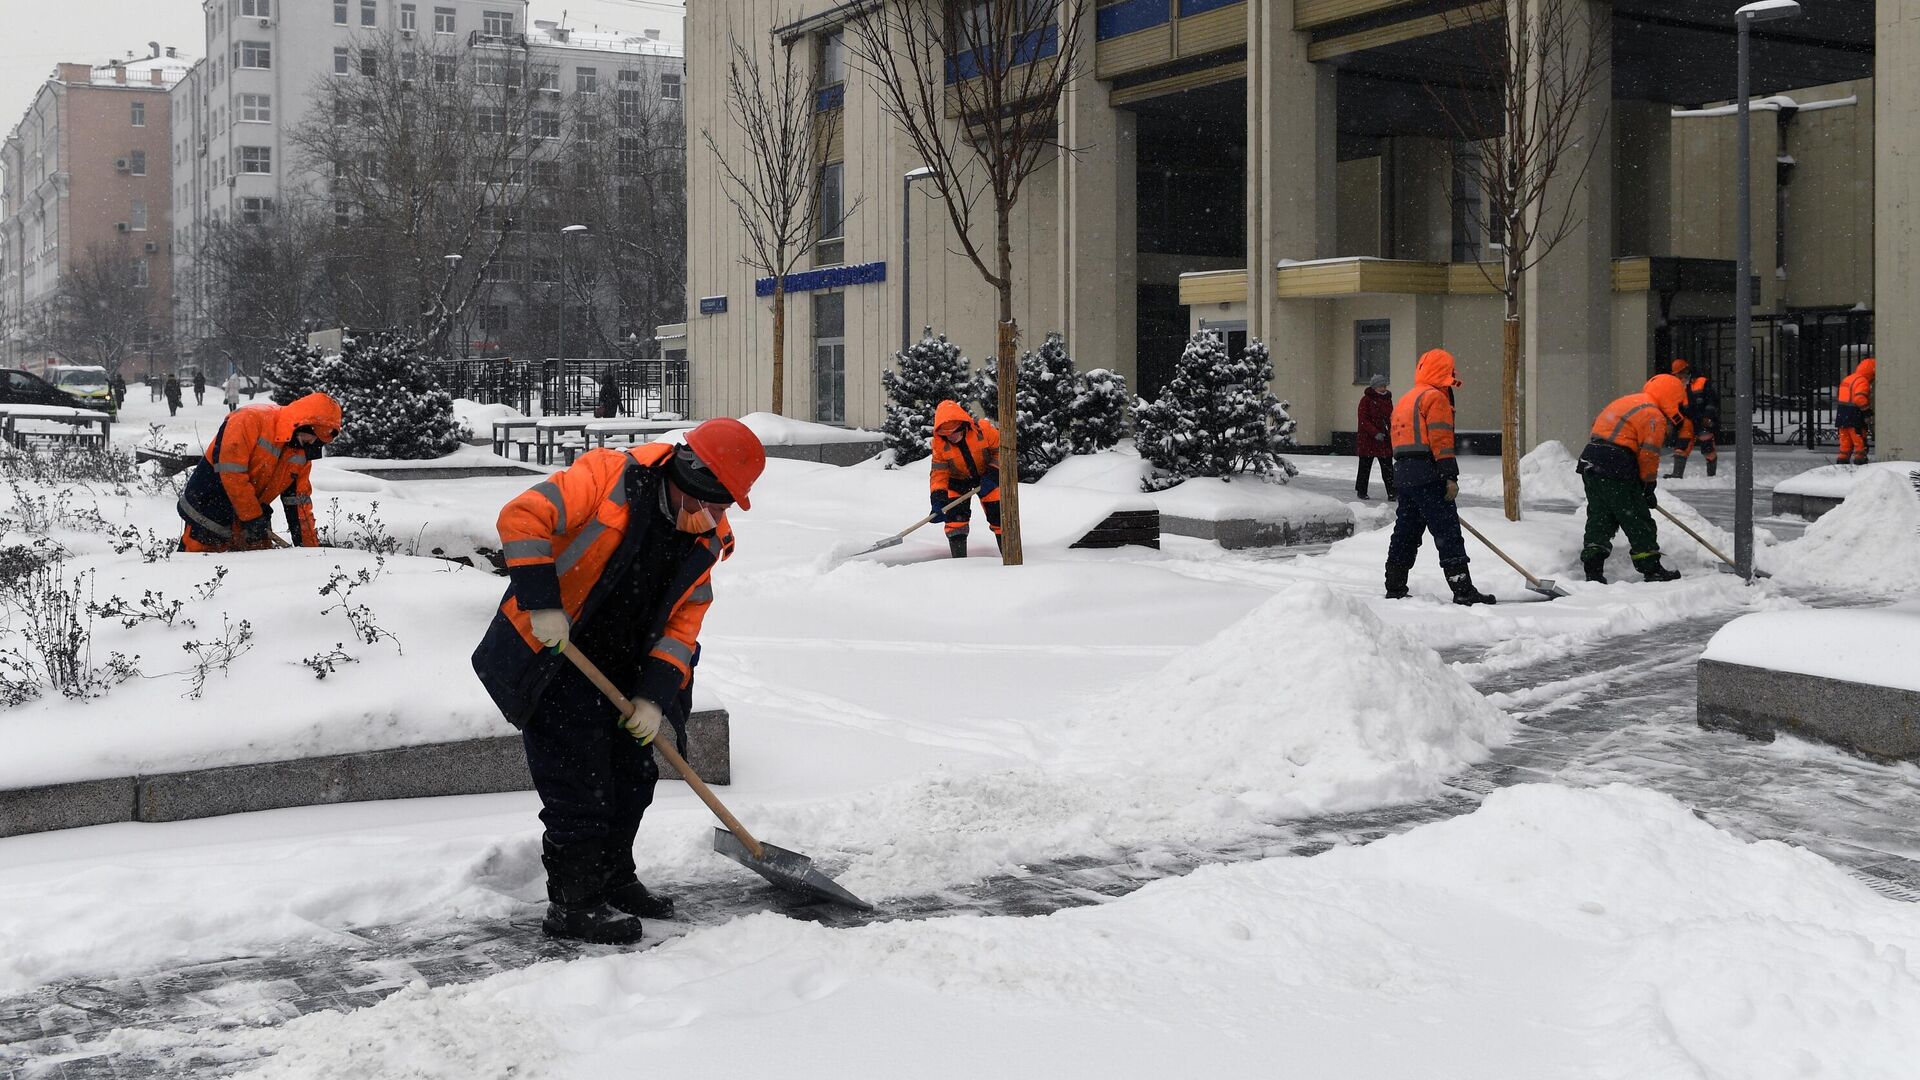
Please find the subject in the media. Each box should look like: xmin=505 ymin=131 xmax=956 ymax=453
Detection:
xmin=0 ymin=49 xmax=190 ymax=370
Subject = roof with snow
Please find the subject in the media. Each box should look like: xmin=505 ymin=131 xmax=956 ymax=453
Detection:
xmin=83 ymin=54 xmax=193 ymax=88
xmin=524 ymin=22 xmax=682 ymax=59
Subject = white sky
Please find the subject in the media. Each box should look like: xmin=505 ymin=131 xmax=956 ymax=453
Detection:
xmin=0 ymin=0 xmax=684 ymax=131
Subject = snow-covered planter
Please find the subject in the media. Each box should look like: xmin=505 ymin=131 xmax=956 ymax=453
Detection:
xmin=1772 ymin=461 xmax=1920 ymax=520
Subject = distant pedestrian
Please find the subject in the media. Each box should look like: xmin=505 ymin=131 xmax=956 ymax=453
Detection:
xmin=108 ymin=371 xmax=127 ymax=409
xmin=164 ymin=374 xmax=182 ymax=417
xmin=1384 ymin=349 xmax=1493 ymax=606
xmin=223 ymin=371 xmax=242 ymax=412
xmin=596 ymin=378 xmax=621 ymax=419
xmin=192 ymin=370 xmax=206 ymax=406
xmin=1355 ymin=374 xmax=1394 ymax=501
xmin=1835 ymin=357 xmax=1875 ymax=465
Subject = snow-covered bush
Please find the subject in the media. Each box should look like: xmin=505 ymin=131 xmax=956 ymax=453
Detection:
xmin=1134 ymin=332 xmax=1297 ymax=491
xmin=306 ymin=331 xmax=463 ymax=460
xmin=265 ymin=338 xmax=330 ymax=406
xmin=881 ymin=329 xmax=973 ymax=466
xmin=977 ymin=332 xmax=1077 ymax=482
xmin=1069 ymin=367 xmax=1130 ymax=454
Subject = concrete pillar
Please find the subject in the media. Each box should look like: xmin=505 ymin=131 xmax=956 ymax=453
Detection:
xmin=1522 ymin=0 xmax=1614 ymax=453
xmin=1247 ymin=0 xmax=1338 ymax=442
xmin=1875 ymin=2 xmax=1916 ymax=459
xmin=1056 ymin=36 xmax=1137 ymax=385
xmin=1614 ymin=101 xmax=1672 ymax=258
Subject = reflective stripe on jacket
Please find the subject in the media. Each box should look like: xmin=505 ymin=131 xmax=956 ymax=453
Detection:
xmin=929 ymin=399 xmax=1001 ymax=500
xmin=1588 ymin=393 xmax=1670 ymax=483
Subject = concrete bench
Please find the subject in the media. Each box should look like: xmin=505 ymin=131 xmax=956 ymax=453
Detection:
xmin=491 ymin=418 xmax=540 ymax=462
xmin=0 ymin=407 xmax=112 ymax=452
xmin=1698 ymin=659 xmax=1920 ymax=764
xmin=134 ymin=446 xmax=200 ymax=476
xmin=582 ymin=418 xmax=697 ymax=452
xmin=1072 ymin=508 xmax=1161 ymax=549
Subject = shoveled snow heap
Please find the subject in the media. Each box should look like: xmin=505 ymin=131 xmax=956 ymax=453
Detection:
xmin=1773 ymin=467 xmax=1920 ymax=594
xmin=1456 ymin=439 xmax=1588 ymax=503
xmin=766 ymin=582 xmax=1513 ymax=898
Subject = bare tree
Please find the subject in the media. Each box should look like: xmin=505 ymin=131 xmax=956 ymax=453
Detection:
xmin=195 ymin=203 xmax=333 ymax=379
xmin=1427 ymin=0 xmax=1611 ymax=520
xmin=43 ymin=245 xmax=155 ymax=376
xmin=702 ymin=22 xmax=852 ymax=416
xmin=848 ymin=0 xmax=1089 ymax=566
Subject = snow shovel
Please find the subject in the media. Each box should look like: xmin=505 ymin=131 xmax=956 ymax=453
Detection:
xmin=561 ymin=645 xmax=874 ymax=911
xmin=1653 ymin=504 xmax=1772 ymax=579
xmin=839 ymin=491 xmax=973 ymax=560
xmin=1456 ymin=515 xmax=1570 ymax=599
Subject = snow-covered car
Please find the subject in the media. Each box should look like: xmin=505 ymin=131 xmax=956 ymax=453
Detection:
xmin=46 ymin=365 xmax=116 ymax=415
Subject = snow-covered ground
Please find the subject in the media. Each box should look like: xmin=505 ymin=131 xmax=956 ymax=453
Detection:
xmin=4 ymin=402 xmax=1919 ymax=1076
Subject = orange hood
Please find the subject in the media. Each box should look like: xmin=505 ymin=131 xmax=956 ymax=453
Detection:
xmin=1415 ymin=348 xmax=1461 ymax=390
xmin=274 ymin=392 xmax=343 ymax=444
xmin=1643 ymin=374 xmax=1687 ymax=419
xmin=933 ymin=399 xmax=974 ymax=434
xmin=1858 ymin=357 xmax=1876 ymax=381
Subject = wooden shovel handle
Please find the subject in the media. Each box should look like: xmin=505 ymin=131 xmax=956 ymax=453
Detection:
xmin=561 ymin=645 xmax=765 ymax=861
xmin=1457 ymin=515 xmax=1542 ymax=586
xmin=892 ymin=491 xmax=975 ymax=543
xmin=1654 ymin=504 xmax=1738 ymax=567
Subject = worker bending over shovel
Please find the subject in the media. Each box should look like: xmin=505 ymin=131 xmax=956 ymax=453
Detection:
xmin=1576 ymin=374 xmax=1686 ymax=584
xmin=926 ymin=399 xmax=1003 ymax=558
xmin=472 ymin=418 xmax=766 ymax=944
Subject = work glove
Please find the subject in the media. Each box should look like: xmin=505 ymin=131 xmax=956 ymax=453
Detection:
xmin=978 ymin=469 xmax=999 ymax=499
xmin=621 ymin=697 xmax=663 ymax=745
xmin=1443 ymin=480 xmax=1458 ymax=503
xmin=529 ymin=608 xmax=571 ymax=649
xmin=1644 ymin=483 xmax=1659 ymax=508
xmin=929 ymin=492 xmax=950 ymax=522
xmin=239 ymin=516 xmax=271 ymax=546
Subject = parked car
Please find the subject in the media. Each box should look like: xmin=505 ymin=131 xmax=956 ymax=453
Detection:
xmin=0 ymin=368 xmax=110 ymax=413
xmin=46 ymin=365 xmax=116 ymax=416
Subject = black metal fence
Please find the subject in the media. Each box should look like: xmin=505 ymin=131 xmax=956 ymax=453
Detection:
xmin=429 ymin=357 xmax=689 ymax=418
xmin=430 ymin=359 xmax=538 ymax=416
xmin=1668 ymin=309 xmax=1873 ymax=448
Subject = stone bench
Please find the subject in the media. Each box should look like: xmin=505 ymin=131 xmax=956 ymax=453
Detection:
xmin=0 ymin=707 xmax=730 ymax=838
xmin=1072 ymin=508 xmax=1160 ymax=549
xmin=1698 ymin=659 xmax=1920 ymax=763
xmin=762 ymin=440 xmax=885 ymax=467
xmin=1160 ymin=515 xmax=1355 ymax=549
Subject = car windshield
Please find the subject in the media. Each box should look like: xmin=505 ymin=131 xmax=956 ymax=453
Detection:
xmin=53 ymin=370 xmax=107 ymax=390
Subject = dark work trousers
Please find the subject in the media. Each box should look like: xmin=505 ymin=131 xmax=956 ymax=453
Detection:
xmin=521 ymin=658 xmax=660 ymax=905
xmin=943 ymin=492 xmax=1003 ymax=537
xmin=1386 ymin=479 xmax=1469 ymax=569
xmin=1580 ymin=473 xmax=1662 ymax=563
xmin=1355 ymin=455 xmax=1395 ymax=497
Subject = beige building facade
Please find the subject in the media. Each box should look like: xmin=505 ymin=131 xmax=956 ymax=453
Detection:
xmin=688 ymin=1 xmax=1904 ymax=459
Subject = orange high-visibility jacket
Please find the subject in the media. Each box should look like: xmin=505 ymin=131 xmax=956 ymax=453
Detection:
xmin=1839 ymin=359 xmax=1876 ymax=414
xmin=1590 ymin=375 xmax=1685 ymax=483
xmin=1391 ymin=349 xmax=1460 ymax=466
xmin=929 ymin=399 xmax=1001 ymax=500
xmin=475 ymin=443 xmax=734 ymax=728
xmin=179 ymin=393 xmax=341 ymax=547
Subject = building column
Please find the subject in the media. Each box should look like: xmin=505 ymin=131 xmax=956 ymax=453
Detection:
xmin=1875 ymin=1 xmax=1915 ymax=459
xmin=1247 ymin=0 xmax=1337 ymax=443
xmin=1522 ymin=0 xmax=1614 ymax=453
xmin=1056 ymin=21 xmax=1136 ymax=387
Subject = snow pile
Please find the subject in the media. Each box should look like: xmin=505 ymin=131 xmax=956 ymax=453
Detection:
xmin=1035 ymin=445 xmax=1153 ymax=492
xmin=735 ymin=411 xmax=884 ymax=447
xmin=1773 ymin=460 xmax=1920 ymax=500
xmin=1773 ymin=468 xmax=1920 ymax=593
xmin=222 ymin=785 xmax=1920 ymax=1080
xmin=1704 ymin=604 xmax=1920 ymax=692
xmin=450 ymin=399 xmax=523 ymax=441
xmin=1455 ymin=439 xmax=1585 ymax=503
xmin=1148 ymin=475 xmax=1352 ymax=526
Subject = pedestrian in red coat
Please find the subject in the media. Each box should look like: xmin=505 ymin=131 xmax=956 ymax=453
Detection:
xmin=1356 ymin=374 xmax=1395 ymax=501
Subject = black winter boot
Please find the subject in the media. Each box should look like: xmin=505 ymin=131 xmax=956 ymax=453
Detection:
xmin=1582 ymin=554 xmax=1609 ymax=584
xmin=1666 ymin=457 xmax=1687 ymax=479
xmin=606 ymin=880 xmax=675 ymax=920
xmin=1634 ymin=555 xmax=1681 ymax=582
xmin=993 ymin=532 xmax=1004 ymax=555
xmin=1705 ymin=458 xmax=1718 ymax=477
xmin=1384 ymin=564 xmax=1411 ymax=600
xmin=542 ymin=900 xmax=646 ymax=944
xmin=949 ymin=535 xmax=968 ymax=558
xmin=1444 ymin=564 xmax=1496 ymax=606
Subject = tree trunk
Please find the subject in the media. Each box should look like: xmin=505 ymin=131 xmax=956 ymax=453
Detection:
xmin=770 ymin=279 xmax=786 ymax=416
xmin=996 ymin=207 xmax=1023 ymax=566
xmin=1501 ymin=307 xmax=1521 ymax=522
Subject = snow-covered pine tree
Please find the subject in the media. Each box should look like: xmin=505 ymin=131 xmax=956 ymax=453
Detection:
xmin=322 ymin=330 xmax=463 ymax=460
xmin=1069 ymin=367 xmax=1130 ymax=454
xmin=264 ymin=336 xmax=332 ymax=406
xmin=1134 ymin=332 xmax=1298 ymax=491
xmin=881 ymin=329 xmax=973 ymax=465
xmin=977 ymin=332 xmax=1076 ymax=481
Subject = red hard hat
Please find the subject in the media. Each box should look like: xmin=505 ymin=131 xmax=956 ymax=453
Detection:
xmin=683 ymin=417 xmax=766 ymax=510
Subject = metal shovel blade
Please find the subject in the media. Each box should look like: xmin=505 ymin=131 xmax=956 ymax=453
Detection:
xmin=843 ymin=534 xmax=904 ymax=560
xmin=712 ymin=827 xmax=874 ymax=911
xmin=1529 ymin=577 xmax=1572 ymax=599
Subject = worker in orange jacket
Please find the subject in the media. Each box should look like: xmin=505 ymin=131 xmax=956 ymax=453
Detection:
xmin=1384 ymin=348 xmax=1494 ymax=605
xmin=926 ymin=399 xmax=1002 ymax=558
xmin=176 ymin=393 xmax=342 ymax=551
xmin=1835 ymin=357 xmax=1875 ymax=465
xmin=1576 ymin=374 xmax=1688 ymax=583
xmin=1667 ymin=372 xmax=1719 ymax=479
xmin=472 ymin=418 xmax=765 ymax=945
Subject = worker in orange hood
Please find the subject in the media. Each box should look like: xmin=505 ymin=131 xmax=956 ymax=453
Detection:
xmin=1384 ymin=348 xmax=1494 ymax=605
xmin=177 ymin=392 xmax=342 ymax=551
xmin=1835 ymin=357 xmax=1876 ymax=465
xmin=926 ymin=399 xmax=1002 ymax=558
xmin=1575 ymin=374 xmax=1687 ymax=583
xmin=1668 ymin=371 xmax=1719 ymax=479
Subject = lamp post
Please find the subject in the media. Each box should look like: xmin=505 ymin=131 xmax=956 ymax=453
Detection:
xmin=901 ymin=166 xmax=936 ymax=355
xmin=557 ymin=224 xmax=588 ymax=411
xmin=441 ymin=254 xmax=462 ymax=359
xmin=1733 ymin=0 xmax=1800 ymax=581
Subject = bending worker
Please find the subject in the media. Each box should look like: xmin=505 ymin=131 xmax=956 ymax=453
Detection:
xmin=1668 ymin=369 xmax=1719 ymax=479
xmin=1836 ymin=357 xmax=1875 ymax=465
xmin=472 ymin=418 xmax=766 ymax=945
xmin=1384 ymin=348 xmax=1494 ymax=606
xmin=176 ymin=393 xmax=342 ymax=551
xmin=1576 ymin=374 xmax=1687 ymax=584
xmin=926 ymin=399 xmax=1002 ymax=559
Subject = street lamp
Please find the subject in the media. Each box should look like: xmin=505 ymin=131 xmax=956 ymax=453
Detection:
xmin=1733 ymin=0 xmax=1800 ymax=581
xmin=557 ymin=224 xmax=588 ymax=411
xmin=901 ymin=166 xmax=937 ymax=355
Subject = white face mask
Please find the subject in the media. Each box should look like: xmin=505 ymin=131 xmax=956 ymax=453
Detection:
xmin=662 ymin=483 xmax=723 ymax=534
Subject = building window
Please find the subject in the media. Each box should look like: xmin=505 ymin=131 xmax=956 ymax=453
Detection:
xmin=334 ymin=200 xmax=352 ymax=226
xmin=476 ymin=58 xmax=518 ymax=87
xmin=359 ymin=49 xmax=378 ymax=77
xmin=400 ymin=3 xmax=416 ymax=30
xmin=1354 ymin=319 xmax=1391 ymax=386
xmin=334 ymin=47 xmax=350 ymax=75
xmin=433 ymin=6 xmax=455 ymax=33
xmin=660 ymin=72 xmax=681 ymax=101
xmin=475 ymin=107 xmax=508 ymax=134
xmin=577 ymin=113 xmax=601 ymax=141
xmin=333 ymin=0 xmax=347 ymax=24
xmin=400 ymin=51 xmax=418 ymax=83
xmin=576 ymin=66 xmax=597 ymax=93
xmin=532 ymin=257 xmax=558 ymax=285
xmin=242 ymin=0 xmax=269 ymax=15
xmin=360 ymin=0 xmax=377 ymax=26
xmin=819 ymin=30 xmax=845 ymax=87
xmin=812 ymin=291 xmax=846 ymax=424
xmin=479 ymin=303 xmax=508 ymax=331
xmin=131 ymin=259 xmax=150 ymax=288
xmin=482 ymin=9 xmax=514 ymax=36
xmin=815 ymin=161 xmax=844 ymax=266
xmin=617 ymin=69 xmax=640 ymax=124
xmin=239 ymin=196 xmax=274 ymax=224
xmin=236 ymin=40 xmax=271 ymax=69
xmin=130 ymin=199 xmax=148 ymax=231
xmin=530 ymin=159 xmax=560 ymax=187
xmin=616 ymin=135 xmax=639 ymax=175
xmin=129 ymin=149 xmax=147 ymax=176
xmin=240 ymin=93 xmax=271 ymax=122
xmin=131 ymin=101 xmax=146 ymax=127
xmin=533 ymin=66 xmax=559 ymax=93
xmin=240 ymin=146 xmax=272 ymax=174
xmin=531 ymin=110 xmax=560 ymax=140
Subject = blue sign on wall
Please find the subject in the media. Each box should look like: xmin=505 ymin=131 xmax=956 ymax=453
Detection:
xmin=699 ymin=295 xmax=729 ymax=315
xmin=754 ymin=261 xmax=887 ymax=298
